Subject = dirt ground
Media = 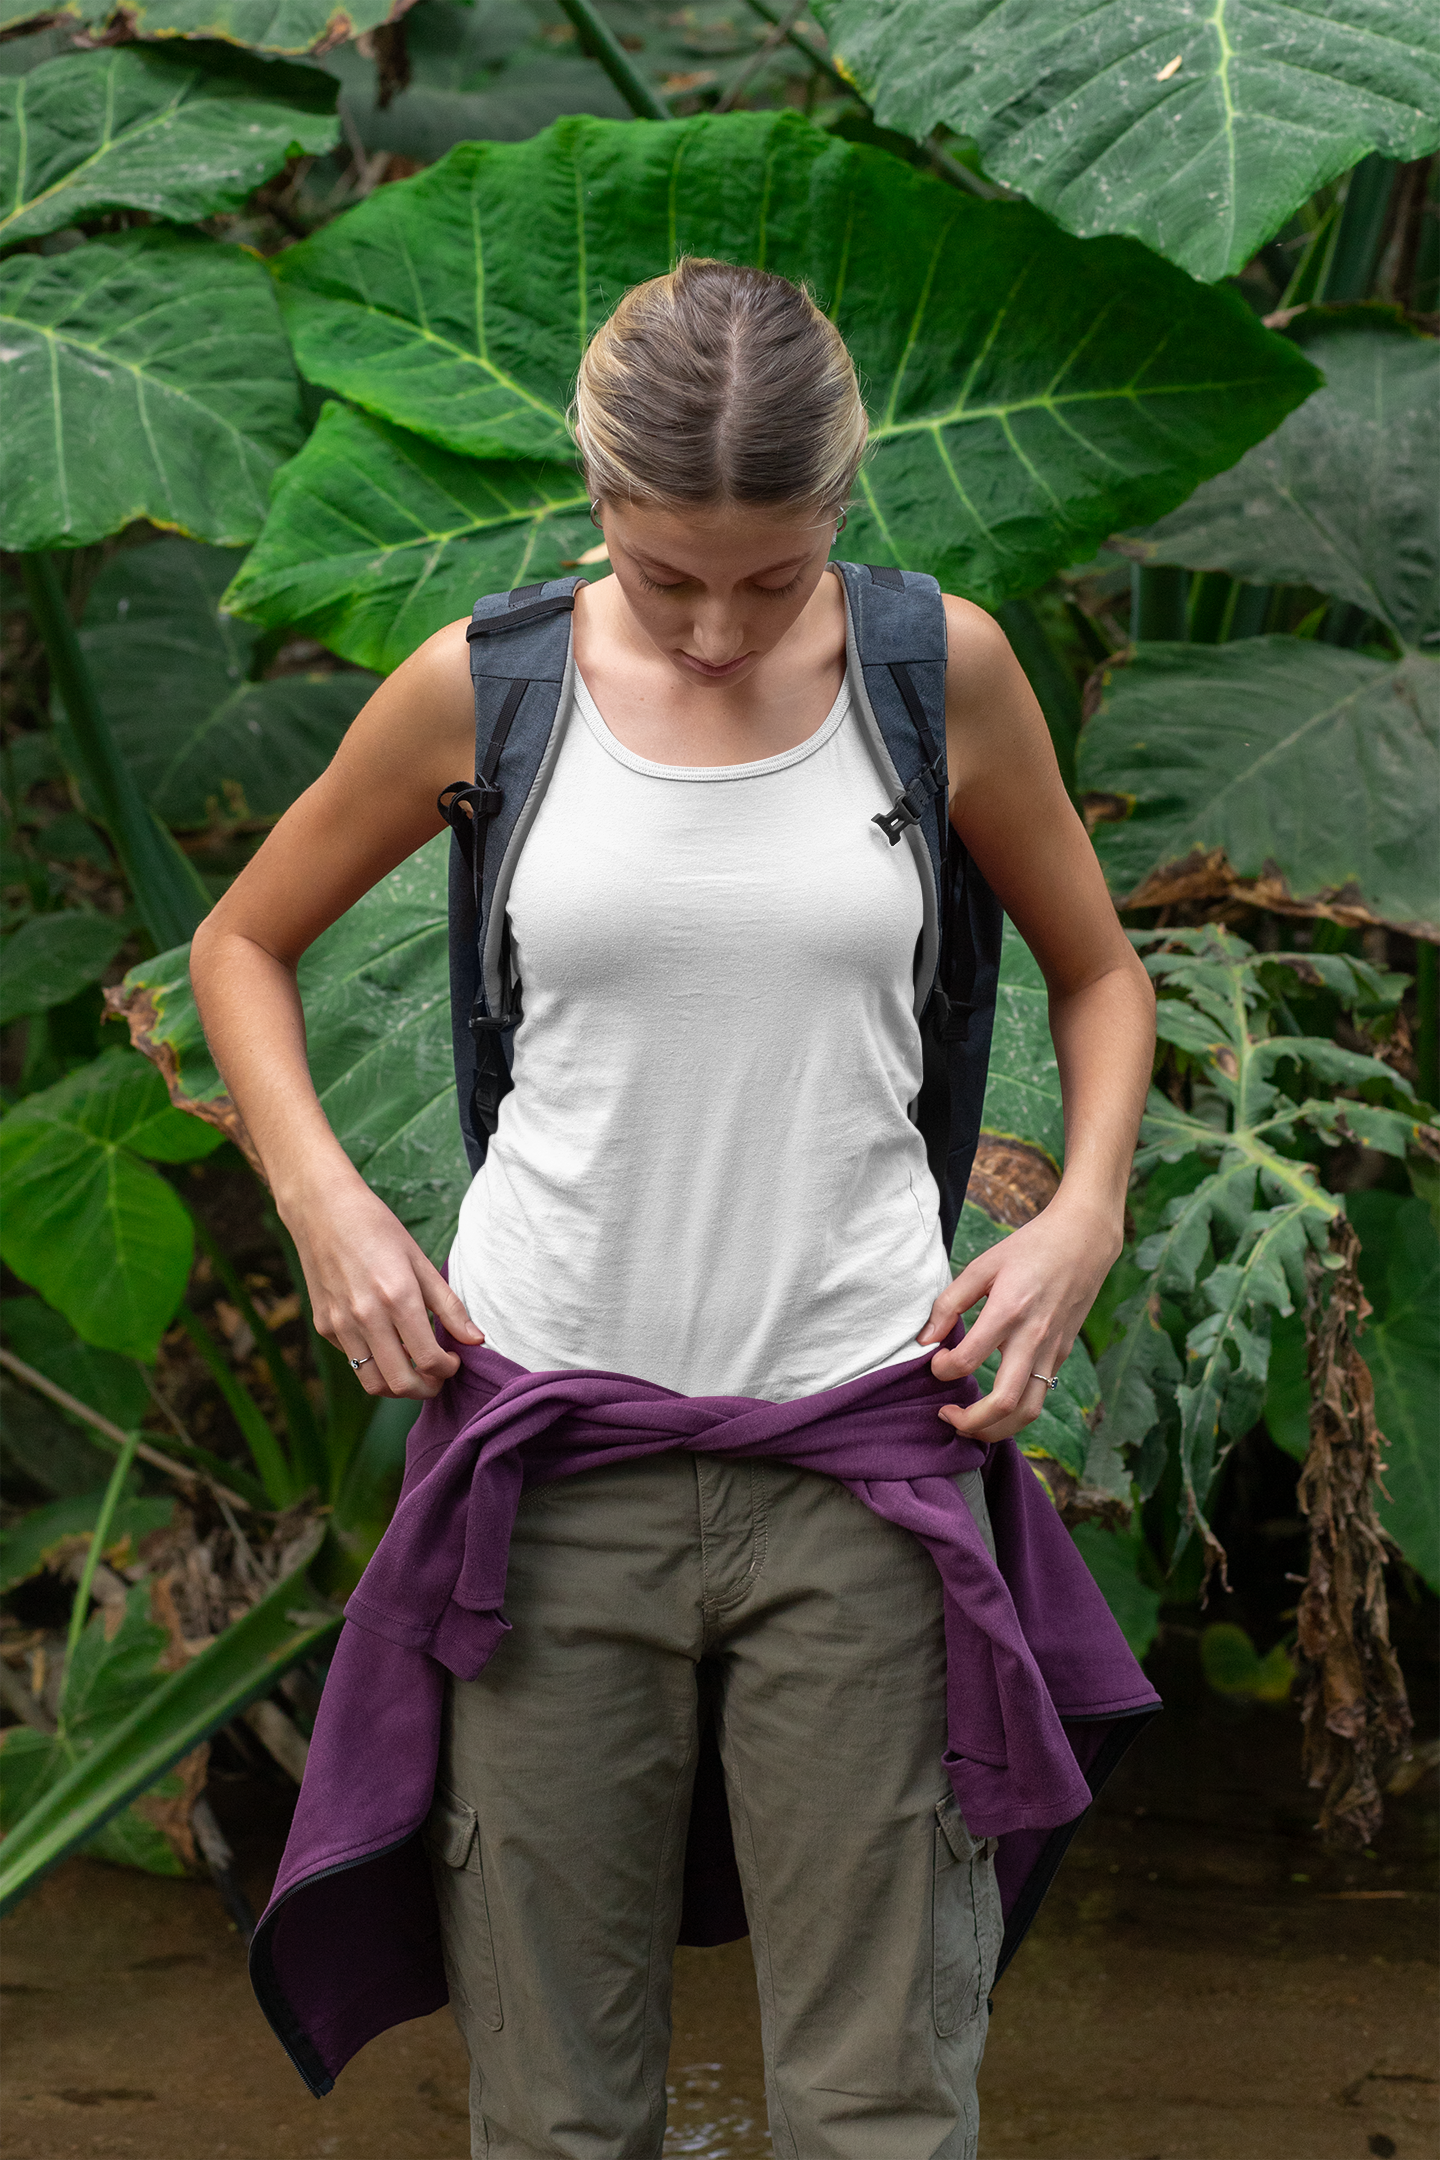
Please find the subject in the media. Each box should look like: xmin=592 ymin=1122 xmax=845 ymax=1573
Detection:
xmin=3 ymin=1634 xmax=1436 ymax=2160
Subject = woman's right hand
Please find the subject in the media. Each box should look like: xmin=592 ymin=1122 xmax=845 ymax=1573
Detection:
xmin=282 ymin=1169 xmax=485 ymax=1400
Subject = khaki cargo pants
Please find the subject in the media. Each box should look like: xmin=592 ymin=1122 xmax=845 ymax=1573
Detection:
xmin=428 ymin=1452 xmax=1003 ymax=2160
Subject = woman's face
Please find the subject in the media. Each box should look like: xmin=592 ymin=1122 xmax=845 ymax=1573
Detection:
xmin=598 ymin=496 xmax=838 ymax=686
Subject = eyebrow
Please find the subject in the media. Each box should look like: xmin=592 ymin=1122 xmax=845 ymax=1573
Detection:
xmin=633 ymin=549 xmax=813 ymax=581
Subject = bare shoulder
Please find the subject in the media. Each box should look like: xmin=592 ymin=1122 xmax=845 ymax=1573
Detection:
xmin=379 ymin=614 xmax=473 ymax=733
xmin=940 ymin=593 xmax=1024 ymax=700
xmin=334 ymin=615 xmax=474 ymax=794
xmin=939 ymin=592 xmax=1047 ymax=754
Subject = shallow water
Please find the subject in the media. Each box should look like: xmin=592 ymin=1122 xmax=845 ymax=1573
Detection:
xmin=3 ymin=1640 xmax=1435 ymax=2160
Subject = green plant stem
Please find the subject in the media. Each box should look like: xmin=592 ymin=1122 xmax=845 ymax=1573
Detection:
xmin=190 ymin=1214 xmax=326 ymax=1493
xmin=742 ymin=0 xmax=848 ymax=92
xmin=18 ymin=555 xmax=210 ymax=953
xmin=1280 ymin=197 xmax=1342 ymax=309
xmin=926 ymin=132 xmax=1003 ymax=201
xmin=1187 ymin=571 xmax=1231 ymax=644
xmin=62 ymin=1426 xmax=140 ymax=1681
xmin=994 ymin=597 xmax=1080 ymax=792
xmin=716 ymin=0 xmax=807 ymax=111
xmin=1131 ymin=564 xmax=1188 ymax=642
xmin=0 ymin=1344 xmax=260 ymax=1510
xmin=1416 ymin=941 xmax=1439 ymax=1109
xmin=1320 ymin=154 xmax=1397 ymax=303
xmin=1319 ymin=598 xmax=1370 ymax=647
xmin=1221 ymin=582 xmax=1273 ymax=640
xmin=175 ymin=1304 xmax=296 ymax=1507
xmin=552 ymin=0 xmax=669 ymax=120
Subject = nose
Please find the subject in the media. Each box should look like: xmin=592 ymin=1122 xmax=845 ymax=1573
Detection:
xmin=686 ymin=602 xmax=746 ymax=663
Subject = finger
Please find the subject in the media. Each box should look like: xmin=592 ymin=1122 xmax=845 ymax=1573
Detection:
xmin=940 ymin=1378 xmax=1045 ymax=1443
xmin=345 ymin=1278 xmax=444 ymax=1399
xmin=389 ymin=1274 xmax=462 ymax=1390
xmin=333 ymin=1326 xmax=390 ymax=1398
xmin=918 ymin=1250 xmax=1001 ymax=1345
xmin=942 ymin=1352 xmax=1059 ymax=1441
xmin=347 ymin=1302 xmax=436 ymax=1401
xmin=416 ymin=1255 xmax=485 ymax=1345
xmin=929 ymin=1295 xmax=1011 ymax=1382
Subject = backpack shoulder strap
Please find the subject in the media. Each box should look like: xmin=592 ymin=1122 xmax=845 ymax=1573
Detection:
xmin=440 ymin=577 xmax=583 ymax=1173
xmin=834 ymin=561 xmax=949 ymax=889
xmin=835 ymin=561 xmax=1004 ymax=1247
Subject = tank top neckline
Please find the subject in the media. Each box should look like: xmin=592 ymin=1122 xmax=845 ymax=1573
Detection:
xmin=572 ymin=665 xmax=851 ymax=785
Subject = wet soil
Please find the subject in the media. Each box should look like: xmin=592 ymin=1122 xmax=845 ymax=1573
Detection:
xmin=3 ymin=1632 xmax=1435 ymax=2160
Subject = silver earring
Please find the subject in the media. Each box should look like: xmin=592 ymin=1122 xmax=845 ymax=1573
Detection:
xmin=835 ymin=508 xmax=848 ymax=535
xmin=589 ymin=499 xmax=603 ymax=529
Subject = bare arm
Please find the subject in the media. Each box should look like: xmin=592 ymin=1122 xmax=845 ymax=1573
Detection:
xmin=189 ymin=618 xmax=486 ymax=1399
xmin=917 ymin=600 xmax=1156 ymax=1442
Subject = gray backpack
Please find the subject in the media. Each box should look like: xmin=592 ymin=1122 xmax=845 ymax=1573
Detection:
xmin=439 ymin=563 xmax=1002 ymax=1248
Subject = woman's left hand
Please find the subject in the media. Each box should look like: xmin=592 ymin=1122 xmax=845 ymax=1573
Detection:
xmin=917 ymin=1192 xmax=1122 ymax=1444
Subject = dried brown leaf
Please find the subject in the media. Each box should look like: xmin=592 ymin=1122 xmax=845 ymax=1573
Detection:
xmin=964 ymin=1135 xmax=1061 ymax=1228
xmin=133 ymin=1742 xmax=210 ymax=1870
xmin=1296 ymin=1216 xmax=1413 ymax=1845
xmin=102 ymin=982 xmax=265 ymax=1179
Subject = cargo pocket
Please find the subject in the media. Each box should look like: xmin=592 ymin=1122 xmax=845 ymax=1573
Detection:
xmin=932 ymin=1794 xmax=1003 ymax=2036
xmin=425 ymin=1787 xmax=503 ymax=2031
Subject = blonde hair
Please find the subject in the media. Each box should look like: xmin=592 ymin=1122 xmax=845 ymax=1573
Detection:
xmin=571 ymin=258 xmax=868 ymax=517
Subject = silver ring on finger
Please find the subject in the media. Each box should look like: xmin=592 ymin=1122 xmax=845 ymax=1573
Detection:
xmin=349 ymin=1353 xmax=372 ymax=1371
xmin=1030 ymin=1370 xmax=1059 ymax=1390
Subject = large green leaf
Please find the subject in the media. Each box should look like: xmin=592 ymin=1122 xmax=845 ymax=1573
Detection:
xmin=1267 ymin=1189 xmax=1440 ymax=1592
xmin=1079 ymin=640 xmax=1440 ymax=937
xmin=221 ymin=404 xmax=592 ymax=672
xmin=257 ymin=113 xmax=1317 ymax=613
xmin=299 ymin=835 xmax=469 ymax=1263
xmin=1123 ymin=315 xmax=1440 ymax=649
xmin=0 ymin=0 xmax=415 ymax=55
xmin=120 ymin=836 xmax=467 ymax=1259
xmin=815 ymin=0 xmax=1440 ymax=283
xmin=69 ymin=538 xmax=377 ymax=827
xmin=322 ymin=0 xmax=632 ymax=164
xmin=0 ymin=228 xmax=303 ymax=552
xmin=979 ymin=918 xmax=1062 ymax=1162
xmin=0 ymin=1560 xmax=339 ymax=1914
xmin=0 ymin=910 xmax=127 ymax=1026
xmin=0 ymin=45 xmax=339 ymax=247
xmin=0 ymin=1295 xmax=153 ymax=1438
xmin=0 ymin=1048 xmax=222 ymax=1358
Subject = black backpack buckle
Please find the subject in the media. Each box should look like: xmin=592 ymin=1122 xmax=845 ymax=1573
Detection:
xmin=872 ymin=752 xmax=946 ymax=847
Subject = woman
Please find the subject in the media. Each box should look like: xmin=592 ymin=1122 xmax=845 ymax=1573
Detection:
xmin=193 ymin=259 xmax=1156 ymax=2159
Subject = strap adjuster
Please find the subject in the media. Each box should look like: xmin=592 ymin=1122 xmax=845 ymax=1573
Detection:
xmin=872 ymin=752 xmax=946 ymax=846
xmin=438 ymin=781 xmax=503 ymax=871
xmin=438 ymin=781 xmax=502 ymax=821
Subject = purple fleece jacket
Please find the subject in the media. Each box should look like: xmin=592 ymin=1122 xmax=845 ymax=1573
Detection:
xmin=249 ymin=1335 xmax=1160 ymax=2095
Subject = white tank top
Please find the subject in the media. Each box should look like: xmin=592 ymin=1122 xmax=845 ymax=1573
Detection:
xmin=447 ymin=666 xmax=950 ymax=1402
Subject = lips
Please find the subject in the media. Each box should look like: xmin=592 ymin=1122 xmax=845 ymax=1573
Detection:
xmin=677 ymin=650 xmax=752 ymax=679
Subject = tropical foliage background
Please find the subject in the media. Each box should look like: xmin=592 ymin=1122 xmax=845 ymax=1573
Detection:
xmin=1 ymin=0 xmax=1436 ymax=1922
